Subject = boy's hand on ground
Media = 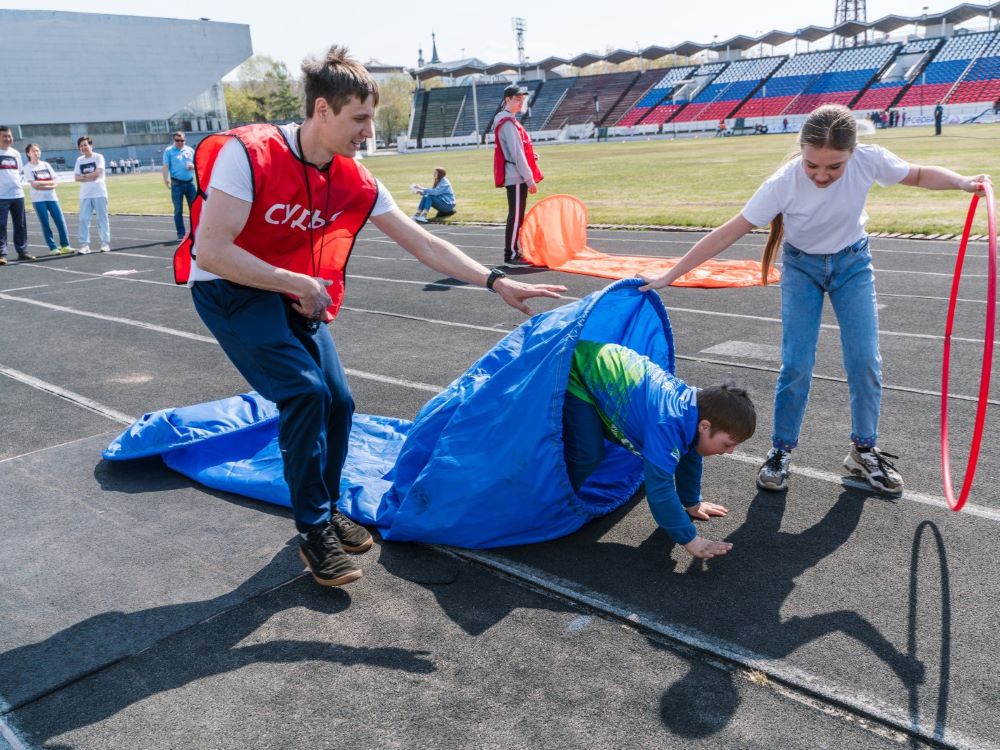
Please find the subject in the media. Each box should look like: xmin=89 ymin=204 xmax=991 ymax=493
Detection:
xmin=683 ymin=535 xmax=733 ymax=559
xmin=686 ymin=501 xmax=728 ymax=520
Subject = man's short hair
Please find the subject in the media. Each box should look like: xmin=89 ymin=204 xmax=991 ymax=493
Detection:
xmin=696 ymin=382 xmax=756 ymax=442
xmin=173 ymin=131 xmax=185 ymax=139
xmin=0 ymin=126 xmax=11 ymax=135
xmin=301 ymin=45 xmax=379 ymax=117
xmin=77 ymin=135 xmax=93 ymax=147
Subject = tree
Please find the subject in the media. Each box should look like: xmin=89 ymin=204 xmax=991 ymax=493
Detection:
xmin=376 ymin=74 xmax=415 ymax=143
xmin=224 ymin=55 xmax=302 ymax=124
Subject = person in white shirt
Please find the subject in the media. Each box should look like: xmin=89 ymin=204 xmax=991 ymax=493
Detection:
xmin=22 ymin=143 xmax=73 ymax=255
xmin=640 ymin=104 xmax=990 ymax=497
xmin=0 ymin=125 xmax=35 ymax=264
xmin=74 ymin=135 xmax=111 ymax=253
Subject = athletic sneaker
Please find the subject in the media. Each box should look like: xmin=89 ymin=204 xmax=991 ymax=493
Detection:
xmin=412 ymin=213 xmax=427 ymax=223
xmin=505 ymin=255 xmax=532 ymax=267
xmin=78 ymin=245 xmax=91 ymax=254
xmin=757 ymin=448 xmax=791 ymax=491
xmin=844 ymin=445 xmax=904 ymax=496
xmin=298 ymin=523 xmax=363 ymax=587
xmin=329 ymin=510 xmax=373 ymax=552
xmin=99 ymin=244 xmax=111 ymax=253
xmin=0 ymin=257 xmax=6 ymax=265
xmin=59 ymin=246 xmax=74 ymax=254
xmin=16 ymin=253 xmax=36 ymax=261
xmin=49 ymin=248 xmax=62 ymax=255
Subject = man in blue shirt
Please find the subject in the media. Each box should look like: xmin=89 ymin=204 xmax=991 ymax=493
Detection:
xmin=564 ymin=341 xmax=756 ymax=559
xmin=162 ymin=131 xmax=197 ymax=239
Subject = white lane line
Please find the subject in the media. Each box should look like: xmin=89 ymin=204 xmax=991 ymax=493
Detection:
xmin=448 ymin=549 xmax=988 ymax=750
xmin=344 ymin=369 xmax=440 ymax=393
xmin=0 ymin=284 xmax=49 ymax=292
xmin=12 ymin=264 xmax=174 ymax=286
xmin=0 ymin=716 xmax=32 ymax=750
xmin=340 ymin=305 xmax=510 ymax=333
xmin=0 ymin=366 xmax=135 ymax=425
xmin=0 ymin=431 xmax=122 ymax=465
xmin=728 ymin=452 xmax=1000 ymax=522
xmin=0 ymin=293 xmax=217 ymax=342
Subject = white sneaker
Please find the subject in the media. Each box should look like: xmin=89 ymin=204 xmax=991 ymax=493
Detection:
xmin=412 ymin=214 xmax=427 ymax=224
xmin=757 ymin=448 xmax=791 ymax=491
xmin=78 ymin=245 xmax=91 ymax=254
xmin=99 ymin=244 xmax=111 ymax=253
xmin=844 ymin=445 xmax=904 ymax=496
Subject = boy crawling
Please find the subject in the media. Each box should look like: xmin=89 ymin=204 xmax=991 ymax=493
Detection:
xmin=564 ymin=341 xmax=756 ymax=559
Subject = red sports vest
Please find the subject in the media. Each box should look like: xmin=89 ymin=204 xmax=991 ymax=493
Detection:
xmin=493 ymin=113 xmax=543 ymax=188
xmin=173 ymin=123 xmax=378 ymax=319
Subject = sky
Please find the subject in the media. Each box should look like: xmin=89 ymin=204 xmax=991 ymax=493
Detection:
xmin=25 ymin=1 xmax=990 ymax=74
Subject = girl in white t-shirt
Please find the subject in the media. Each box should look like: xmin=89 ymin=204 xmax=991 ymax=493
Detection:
xmin=23 ymin=144 xmax=73 ymax=254
xmin=641 ymin=104 xmax=990 ymax=496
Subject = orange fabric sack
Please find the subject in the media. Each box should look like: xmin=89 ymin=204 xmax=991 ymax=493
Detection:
xmin=519 ymin=194 xmax=780 ymax=287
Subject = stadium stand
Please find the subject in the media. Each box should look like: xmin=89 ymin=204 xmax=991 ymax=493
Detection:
xmin=601 ymin=68 xmax=669 ymax=126
xmin=784 ymin=43 xmax=898 ymax=113
xmin=615 ymin=66 xmax=697 ymax=125
xmin=648 ymin=62 xmax=729 ymax=123
xmin=852 ymin=38 xmax=942 ymax=112
xmin=673 ymin=56 xmax=785 ymax=122
xmin=896 ymin=30 xmax=996 ymax=107
xmin=417 ymin=86 xmax=467 ymax=139
xmin=520 ymin=78 xmax=575 ymax=130
xmin=545 ymin=71 xmax=640 ymax=129
xmin=732 ymin=50 xmax=839 ymax=119
xmin=452 ymin=82 xmax=509 ymax=138
xmin=947 ymin=30 xmax=1000 ymax=105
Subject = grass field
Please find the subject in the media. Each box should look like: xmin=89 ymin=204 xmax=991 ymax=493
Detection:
xmin=43 ymin=123 xmax=998 ymax=235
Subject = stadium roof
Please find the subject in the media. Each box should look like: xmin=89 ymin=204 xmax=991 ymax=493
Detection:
xmin=410 ymin=1 xmax=1000 ymax=81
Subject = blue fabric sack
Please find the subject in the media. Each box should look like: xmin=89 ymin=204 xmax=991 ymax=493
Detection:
xmin=103 ymin=279 xmax=674 ymax=548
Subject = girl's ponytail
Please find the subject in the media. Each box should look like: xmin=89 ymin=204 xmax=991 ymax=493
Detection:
xmin=761 ymin=214 xmax=783 ymax=286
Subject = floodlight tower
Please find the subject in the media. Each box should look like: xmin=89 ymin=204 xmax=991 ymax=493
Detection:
xmin=512 ymin=17 xmax=527 ymax=78
xmin=834 ymin=0 xmax=867 ymax=46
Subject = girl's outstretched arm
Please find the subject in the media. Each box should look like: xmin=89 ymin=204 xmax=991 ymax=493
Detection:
xmin=900 ymin=165 xmax=991 ymax=194
xmin=639 ymin=214 xmax=756 ymax=291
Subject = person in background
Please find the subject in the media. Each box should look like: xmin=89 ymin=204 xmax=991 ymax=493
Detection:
xmin=411 ymin=167 xmax=456 ymax=223
xmin=0 ymin=126 xmax=34 ymax=265
xmin=74 ymin=135 xmax=111 ymax=253
xmin=22 ymin=143 xmax=73 ymax=255
xmin=163 ymin=131 xmax=197 ymax=240
xmin=491 ymin=84 xmax=542 ymax=266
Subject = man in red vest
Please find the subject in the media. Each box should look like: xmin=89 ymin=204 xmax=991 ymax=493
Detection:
xmin=178 ymin=46 xmax=565 ymax=588
xmin=492 ymin=84 xmax=543 ymax=265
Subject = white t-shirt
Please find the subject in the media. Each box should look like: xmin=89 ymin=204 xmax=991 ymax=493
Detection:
xmin=741 ymin=143 xmax=910 ymax=254
xmin=74 ymin=152 xmax=108 ymax=200
xmin=22 ymin=160 xmax=59 ymax=203
xmin=0 ymin=148 xmax=25 ymax=200
xmin=189 ymin=122 xmax=396 ymax=282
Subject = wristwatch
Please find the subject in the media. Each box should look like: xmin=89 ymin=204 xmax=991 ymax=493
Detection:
xmin=486 ymin=267 xmax=507 ymax=292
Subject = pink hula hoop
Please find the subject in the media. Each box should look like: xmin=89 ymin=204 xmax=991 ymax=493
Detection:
xmin=940 ymin=182 xmax=997 ymax=511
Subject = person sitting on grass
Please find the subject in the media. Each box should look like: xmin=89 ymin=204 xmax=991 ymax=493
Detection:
xmin=411 ymin=167 xmax=456 ymax=223
xmin=564 ymin=340 xmax=756 ymax=560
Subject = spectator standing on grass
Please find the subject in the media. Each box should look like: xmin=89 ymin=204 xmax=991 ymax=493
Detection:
xmin=22 ymin=143 xmax=73 ymax=255
xmin=934 ymin=101 xmax=944 ymax=135
xmin=640 ymin=104 xmax=990 ymax=497
xmin=74 ymin=135 xmax=111 ymax=253
xmin=410 ymin=167 xmax=456 ymax=223
xmin=163 ymin=131 xmax=197 ymax=239
xmin=109 ymin=159 xmax=117 ymax=175
xmin=491 ymin=84 xmax=543 ymax=266
xmin=173 ymin=45 xmax=565 ymax=589
xmin=0 ymin=126 xmax=35 ymax=265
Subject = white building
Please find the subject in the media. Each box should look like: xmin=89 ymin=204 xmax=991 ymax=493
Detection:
xmin=3 ymin=10 xmax=252 ymax=167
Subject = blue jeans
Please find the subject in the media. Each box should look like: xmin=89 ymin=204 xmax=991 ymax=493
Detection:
xmin=78 ymin=197 xmax=110 ymax=246
xmin=772 ymin=237 xmax=881 ymax=451
xmin=0 ymin=197 xmax=28 ymax=256
xmin=417 ymin=194 xmax=454 ymax=214
xmin=171 ymin=179 xmax=197 ymax=237
xmin=34 ymin=200 xmax=70 ymax=250
xmin=191 ymin=280 xmax=355 ymax=533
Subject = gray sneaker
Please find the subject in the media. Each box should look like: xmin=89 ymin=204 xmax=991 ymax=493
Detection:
xmin=757 ymin=448 xmax=791 ymax=491
xmin=844 ymin=446 xmax=903 ymax=496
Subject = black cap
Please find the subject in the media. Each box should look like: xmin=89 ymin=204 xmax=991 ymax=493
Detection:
xmin=503 ymin=84 xmax=529 ymax=99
